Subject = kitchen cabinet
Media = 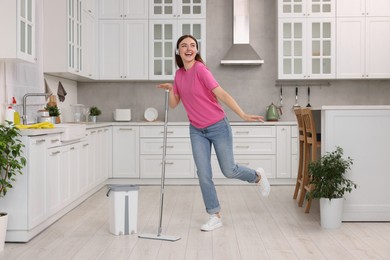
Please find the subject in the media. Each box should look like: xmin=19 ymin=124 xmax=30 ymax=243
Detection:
xmin=99 ymin=19 xmax=149 ymax=80
xmin=336 ymin=0 xmax=390 ymax=79
xmin=291 ymin=126 xmax=298 ymax=178
xmin=139 ymin=125 xmax=195 ymax=178
xmin=112 ymin=126 xmax=139 ymax=178
xmin=149 ymin=19 xmax=206 ymax=80
xmin=99 ymin=0 xmax=148 ymax=19
xmin=87 ymin=127 xmax=112 ymax=183
xmin=43 ymin=0 xmax=97 ymax=80
xmin=82 ymin=1 xmax=98 ymax=79
xmin=276 ymin=125 xmax=292 ymax=178
xmin=149 ymin=0 xmax=206 ymax=19
xmin=0 ymin=0 xmax=36 ymax=63
xmin=211 ymin=126 xmax=277 ymax=179
xmin=149 ymin=0 xmax=206 ymax=80
xmin=278 ymin=0 xmax=335 ymax=80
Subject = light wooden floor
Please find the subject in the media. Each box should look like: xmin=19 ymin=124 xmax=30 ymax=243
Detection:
xmin=1 ymin=185 xmax=390 ymax=260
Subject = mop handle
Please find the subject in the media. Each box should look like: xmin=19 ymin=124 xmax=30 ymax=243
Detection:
xmin=157 ymin=89 xmax=170 ymax=236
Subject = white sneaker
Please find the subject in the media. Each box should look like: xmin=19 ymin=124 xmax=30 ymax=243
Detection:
xmin=256 ymin=168 xmax=270 ymax=197
xmin=200 ymin=214 xmax=222 ymax=231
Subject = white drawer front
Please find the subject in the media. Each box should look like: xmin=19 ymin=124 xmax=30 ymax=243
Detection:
xmin=140 ymin=138 xmax=192 ymax=155
xmin=140 ymin=155 xmax=194 ymax=178
xmin=232 ymin=126 xmax=275 ymax=138
xmin=210 ymin=155 xmax=276 ymax=179
xmin=47 ymin=134 xmax=62 ymax=148
xmin=140 ymin=126 xmax=189 ymax=138
xmin=232 ymin=138 xmax=276 ymax=154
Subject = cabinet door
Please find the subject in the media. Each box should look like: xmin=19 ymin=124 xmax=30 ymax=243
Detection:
xmin=113 ymin=126 xmax=139 ymax=178
xmin=278 ymin=0 xmax=334 ymax=18
xmin=336 ymin=0 xmax=365 ymax=17
xmin=149 ymin=20 xmax=177 ymax=80
xmin=336 ymin=18 xmax=365 ymax=78
xmin=99 ymin=20 xmax=123 ymax=79
xmin=276 ymin=126 xmax=291 ymax=178
xmin=366 ymin=0 xmax=390 ymax=16
xmin=18 ymin=0 xmax=36 ymax=62
xmin=99 ymin=0 xmax=122 ymax=19
xmin=307 ymin=18 xmax=335 ymax=79
xmin=278 ymin=19 xmax=307 ymax=79
xmin=178 ymin=19 xmax=206 ymax=59
xmin=123 ymin=20 xmax=149 ymax=80
xmin=28 ymin=136 xmax=47 ymax=228
xmin=68 ymin=0 xmax=83 ymax=74
xmin=59 ymin=145 xmax=71 ymax=207
xmin=124 ymin=0 xmax=148 ymax=18
xmin=365 ymin=17 xmax=390 ymax=78
xmin=79 ymin=141 xmax=90 ymax=194
xmin=149 ymin=0 xmax=178 ymax=18
xmin=46 ymin=147 xmax=62 ymax=217
xmin=82 ymin=11 xmax=97 ymax=78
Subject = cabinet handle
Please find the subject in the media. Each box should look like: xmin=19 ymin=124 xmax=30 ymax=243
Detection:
xmin=119 ymin=128 xmax=133 ymax=131
xmin=162 ymin=162 xmax=174 ymax=165
xmin=98 ymin=130 xmax=103 ymax=133
xmin=235 ymin=145 xmax=250 ymax=149
xmin=36 ymin=139 xmax=46 ymax=143
xmin=83 ymin=144 xmax=89 ymax=147
xmin=70 ymin=147 xmax=75 ymax=150
xmin=235 ymin=131 xmax=249 ymax=134
xmin=50 ymin=151 xmax=61 ymax=155
xmin=91 ymin=131 xmax=96 ymax=134
xmin=50 ymin=139 xmax=60 ymax=142
xmin=160 ymin=131 xmax=174 ymax=134
xmin=161 ymin=145 xmax=174 ymax=149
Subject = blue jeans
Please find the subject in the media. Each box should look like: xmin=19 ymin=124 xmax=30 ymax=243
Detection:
xmin=190 ymin=117 xmax=258 ymax=214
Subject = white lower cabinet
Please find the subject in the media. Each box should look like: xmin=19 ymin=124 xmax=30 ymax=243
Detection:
xmin=139 ymin=125 xmax=195 ymax=178
xmin=112 ymin=126 xmax=139 ymax=178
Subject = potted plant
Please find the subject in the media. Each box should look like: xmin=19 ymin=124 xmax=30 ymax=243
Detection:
xmin=306 ymin=146 xmax=357 ymax=229
xmin=44 ymin=104 xmax=61 ymax=124
xmin=89 ymin=106 xmax=101 ymax=123
xmin=0 ymin=122 xmax=26 ymax=250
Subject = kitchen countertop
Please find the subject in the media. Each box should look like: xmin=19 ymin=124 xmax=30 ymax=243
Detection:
xmin=19 ymin=120 xmax=297 ymax=136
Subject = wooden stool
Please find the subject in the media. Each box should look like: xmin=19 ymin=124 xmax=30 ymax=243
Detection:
xmin=299 ymin=108 xmax=321 ymax=213
xmin=293 ymin=108 xmax=306 ymax=202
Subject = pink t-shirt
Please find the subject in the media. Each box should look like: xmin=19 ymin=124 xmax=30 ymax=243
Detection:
xmin=173 ymin=61 xmax=225 ymax=128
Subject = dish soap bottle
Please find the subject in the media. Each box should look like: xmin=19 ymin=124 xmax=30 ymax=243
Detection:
xmin=12 ymin=97 xmax=20 ymax=124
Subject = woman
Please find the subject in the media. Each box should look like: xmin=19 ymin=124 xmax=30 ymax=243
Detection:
xmin=158 ymin=35 xmax=270 ymax=232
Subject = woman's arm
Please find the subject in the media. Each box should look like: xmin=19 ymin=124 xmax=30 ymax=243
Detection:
xmin=213 ymin=86 xmax=264 ymax=122
xmin=157 ymin=83 xmax=181 ymax=109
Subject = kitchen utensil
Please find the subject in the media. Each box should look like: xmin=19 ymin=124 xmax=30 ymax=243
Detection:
xmin=280 ymin=87 xmax=283 ymax=107
xmin=306 ymin=86 xmax=312 ymax=107
xmin=266 ymin=102 xmax=281 ymax=121
xmin=139 ymin=90 xmax=181 ymax=242
xmin=293 ymin=87 xmax=300 ymax=109
xmin=144 ymin=107 xmax=158 ymax=122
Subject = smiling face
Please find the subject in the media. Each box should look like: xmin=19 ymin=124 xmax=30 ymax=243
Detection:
xmin=177 ymin=37 xmax=198 ymax=69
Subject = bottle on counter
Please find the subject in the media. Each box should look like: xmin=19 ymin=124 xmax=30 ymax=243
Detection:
xmin=12 ymin=97 xmax=20 ymax=124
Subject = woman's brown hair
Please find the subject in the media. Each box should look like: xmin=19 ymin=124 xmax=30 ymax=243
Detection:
xmin=175 ymin=35 xmax=205 ymax=68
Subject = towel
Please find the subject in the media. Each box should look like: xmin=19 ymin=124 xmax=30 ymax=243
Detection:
xmin=44 ymin=78 xmax=53 ymax=100
xmin=16 ymin=122 xmax=55 ymax=129
xmin=57 ymin=81 xmax=67 ymax=102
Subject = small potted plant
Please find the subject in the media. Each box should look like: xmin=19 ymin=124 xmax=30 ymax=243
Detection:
xmin=0 ymin=122 xmax=26 ymax=250
xmin=306 ymin=146 xmax=357 ymax=229
xmin=45 ymin=104 xmax=61 ymax=124
xmin=89 ymin=106 xmax=101 ymax=123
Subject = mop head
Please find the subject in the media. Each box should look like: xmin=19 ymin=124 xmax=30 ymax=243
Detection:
xmin=138 ymin=233 xmax=181 ymax=242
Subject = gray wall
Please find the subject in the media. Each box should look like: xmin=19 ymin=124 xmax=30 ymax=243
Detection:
xmin=78 ymin=0 xmax=390 ymax=122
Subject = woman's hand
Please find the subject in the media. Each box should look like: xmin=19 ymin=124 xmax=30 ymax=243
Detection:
xmin=241 ymin=113 xmax=264 ymax=122
xmin=157 ymin=83 xmax=173 ymax=92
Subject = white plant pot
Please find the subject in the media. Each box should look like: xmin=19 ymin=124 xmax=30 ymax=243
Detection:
xmin=0 ymin=213 xmax=8 ymax=251
xmin=320 ymin=197 xmax=344 ymax=229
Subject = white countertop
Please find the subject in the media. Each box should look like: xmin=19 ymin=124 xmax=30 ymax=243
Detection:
xmin=320 ymin=105 xmax=390 ymax=110
xmin=19 ymin=120 xmax=297 ymax=136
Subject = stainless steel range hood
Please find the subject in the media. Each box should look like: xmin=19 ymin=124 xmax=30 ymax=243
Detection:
xmin=221 ymin=0 xmax=264 ymax=65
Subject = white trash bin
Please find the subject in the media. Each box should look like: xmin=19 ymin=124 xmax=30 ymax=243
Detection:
xmin=106 ymin=184 xmax=139 ymax=235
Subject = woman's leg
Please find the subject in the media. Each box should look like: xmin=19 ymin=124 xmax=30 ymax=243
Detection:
xmin=190 ymin=125 xmax=221 ymax=215
xmin=210 ymin=118 xmax=258 ymax=183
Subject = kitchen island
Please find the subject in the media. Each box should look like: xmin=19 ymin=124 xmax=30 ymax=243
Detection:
xmin=319 ymin=106 xmax=390 ymax=221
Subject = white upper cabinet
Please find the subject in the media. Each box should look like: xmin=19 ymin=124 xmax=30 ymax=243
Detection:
xmin=337 ymin=0 xmax=390 ymax=17
xmin=150 ymin=0 xmax=206 ymax=19
xmin=149 ymin=0 xmax=206 ymax=80
xmin=336 ymin=0 xmax=390 ymax=78
xmin=278 ymin=0 xmax=335 ymax=80
xmin=0 ymin=0 xmax=36 ymax=63
xmin=278 ymin=0 xmax=334 ymax=18
xmin=99 ymin=0 xmax=148 ymax=19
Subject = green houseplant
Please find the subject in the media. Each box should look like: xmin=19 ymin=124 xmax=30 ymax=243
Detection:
xmin=89 ymin=106 xmax=101 ymax=123
xmin=306 ymin=146 xmax=357 ymax=229
xmin=0 ymin=122 xmax=26 ymax=250
xmin=44 ymin=104 xmax=61 ymax=124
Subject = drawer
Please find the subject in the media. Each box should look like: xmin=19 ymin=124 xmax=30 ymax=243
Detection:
xmin=140 ymin=126 xmax=189 ymax=138
xmin=231 ymin=138 xmax=276 ymax=155
xmin=140 ymin=155 xmax=195 ymax=178
xmin=140 ymin=138 xmax=192 ymax=155
xmin=46 ymin=134 xmax=61 ymax=148
xmin=232 ymin=126 xmax=275 ymax=138
xmin=210 ymin=155 xmax=276 ymax=179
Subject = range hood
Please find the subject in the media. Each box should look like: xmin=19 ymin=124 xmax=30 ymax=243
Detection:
xmin=221 ymin=0 xmax=264 ymax=65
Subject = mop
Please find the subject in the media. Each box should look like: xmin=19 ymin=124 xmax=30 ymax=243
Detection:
xmin=138 ymin=89 xmax=181 ymax=242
